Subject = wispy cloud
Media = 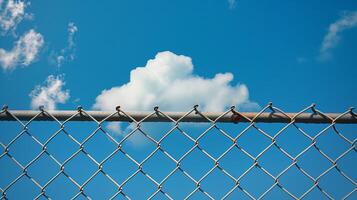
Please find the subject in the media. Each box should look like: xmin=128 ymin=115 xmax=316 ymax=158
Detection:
xmin=29 ymin=75 xmax=70 ymax=110
xmin=319 ymin=11 xmax=357 ymax=60
xmin=228 ymin=0 xmax=237 ymax=9
xmin=0 ymin=0 xmax=30 ymax=35
xmin=67 ymin=22 xmax=77 ymax=47
xmin=0 ymin=29 xmax=44 ymax=70
xmin=52 ymin=22 xmax=78 ymax=67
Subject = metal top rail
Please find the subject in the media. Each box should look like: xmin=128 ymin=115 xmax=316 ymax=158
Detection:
xmin=0 ymin=105 xmax=356 ymax=123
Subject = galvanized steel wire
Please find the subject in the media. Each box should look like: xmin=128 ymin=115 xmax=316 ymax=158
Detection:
xmin=0 ymin=103 xmax=356 ymax=199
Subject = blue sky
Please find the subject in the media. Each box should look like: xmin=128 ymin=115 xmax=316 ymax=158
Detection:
xmin=0 ymin=0 xmax=357 ymax=199
xmin=0 ymin=0 xmax=357 ymax=112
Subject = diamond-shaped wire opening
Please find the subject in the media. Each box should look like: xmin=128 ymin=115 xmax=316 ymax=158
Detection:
xmin=211 ymin=122 xmax=237 ymax=138
xmin=117 ymin=109 xmax=161 ymax=147
xmin=332 ymin=123 xmax=357 ymax=143
xmin=0 ymin=121 xmax=23 ymax=145
xmin=45 ymin=129 xmax=79 ymax=163
xmin=296 ymin=146 xmax=332 ymax=178
xmin=62 ymin=121 xmax=99 ymax=144
xmin=198 ymin=124 xmax=234 ymax=159
xmin=180 ymin=147 xmax=213 ymax=180
xmin=0 ymin=154 xmax=23 ymax=189
xmin=223 ymin=120 xmax=252 ymax=138
xmin=315 ymin=127 xmax=352 ymax=160
xmin=179 ymin=122 xmax=212 ymax=140
xmin=63 ymin=151 xmax=99 ymax=185
xmin=102 ymin=149 xmax=138 ymax=184
xmin=25 ymin=121 xmax=61 ymax=144
xmin=239 ymin=166 xmax=275 ymax=198
xmin=26 ymin=152 xmax=60 ymax=186
xmin=200 ymin=167 xmax=235 ymax=199
xmin=254 ymin=122 xmax=291 ymax=138
xmin=142 ymin=150 xmax=176 ymax=182
xmin=162 ymin=169 xmax=197 ymax=199
xmin=104 ymin=121 xmax=130 ymax=141
xmin=335 ymin=149 xmax=357 ymax=181
xmin=278 ymin=165 xmax=314 ymax=198
xmin=275 ymin=124 xmax=312 ymax=157
xmin=81 ymin=127 xmax=117 ymax=162
xmin=119 ymin=131 xmax=158 ymax=163
xmin=159 ymin=127 xmax=194 ymax=160
xmin=6 ymin=132 xmax=42 ymax=166
xmin=258 ymin=144 xmax=292 ymax=176
xmin=235 ymin=125 xmax=272 ymax=158
xmin=44 ymin=173 xmax=80 ymax=199
xmin=4 ymin=174 xmax=41 ymax=199
xmin=82 ymin=172 xmax=119 ymax=199
xmin=219 ymin=145 xmax=253 ymax=178
xmin=295 ymin=123 xmax=331 ymax=138
xmin=139 ymin=122 xmax=176 ymax=142
xmin=318 ymin=168 xmax=356 ymax=199
xmin=122 ymin=172 xmax=158 ymax=199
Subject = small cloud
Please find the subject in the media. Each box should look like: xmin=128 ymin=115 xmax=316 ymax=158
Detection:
xmin=51 ymin=22 xmax=78 ymax=67
xmin=319 ymin=11 xmax=357 ymax=60
xmin=228 ymin=0 xmax=237 ymax=9
xmin=67 ymin=22 xmax=78 ymax=48
xmin=29 ymin=75 xmax=70 ymax=110
xmin=0 ymin=0 xmax=30 ymax=35
xmin=0 ymin=29 xmax=44 ymax=70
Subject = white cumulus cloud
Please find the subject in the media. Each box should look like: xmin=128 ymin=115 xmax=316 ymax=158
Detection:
xmin=0 ymin=29 xmax=44 ymax=70
xmin=0 ymin=0 xmax=29 ymax=34
xmin=53 ymin=22 xmax=78 ymax=67
xmin=320 ymin=11 xmax=357 ymax=60
xmin=95 ymin=51 xmax=258 ymax=146
xmin=94 ymin=51 xmax=257 ymax=112
xmin=29 ymin=75 xmax=70 ymax=110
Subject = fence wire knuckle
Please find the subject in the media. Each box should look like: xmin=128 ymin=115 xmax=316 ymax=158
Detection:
xmin=0 ymin=103 xmax=356 ymax=199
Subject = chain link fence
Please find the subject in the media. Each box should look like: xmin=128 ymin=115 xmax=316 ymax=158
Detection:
xmin=0 ymin=103 xmax=356 ymax=199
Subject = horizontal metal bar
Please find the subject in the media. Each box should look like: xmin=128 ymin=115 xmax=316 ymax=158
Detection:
xmin=0 ymin=110 xmax=356 ymax=124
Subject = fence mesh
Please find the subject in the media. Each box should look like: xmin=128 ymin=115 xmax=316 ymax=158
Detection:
xmin=0 ymin=104 xmax=356 ymax=199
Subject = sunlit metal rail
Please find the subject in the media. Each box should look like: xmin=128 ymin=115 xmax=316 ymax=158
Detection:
xmin=1 ymin=106 xmax=356 ymax=124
